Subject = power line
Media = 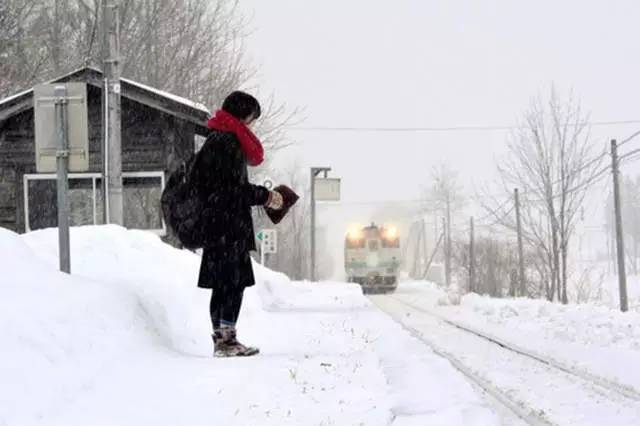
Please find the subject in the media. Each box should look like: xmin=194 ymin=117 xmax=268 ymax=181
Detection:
xmin=619 ymin=129 xmax=640 ymax=147
xmin=620 ymin=147 xmax=640 ymax=164
xmin=550 ymin=163 xmax=612 ymax=201
xmin=317 ymin=191 xmax=514 ymax=207
xmin=623 ymin=154 xmax=640 ymax=165
xmin=618 ymin=148 xmax=640 ymax=164
xmin=288 ymin=120 xmax=640 ymax=133
xmin=474 ymin=198 xmax=515 ymax=227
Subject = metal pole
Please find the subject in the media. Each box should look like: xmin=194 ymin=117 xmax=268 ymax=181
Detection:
xmin=103 ymin=77 xmax=110 ymax=223
xmin=611 ymin=139 xmax=629 ymax=312
xmin=310 ymin=168 xmax=316 ymax=281
xmin=55 ymin=85 xmax=71 ymax=273
xmin=515 ymin=188 xmax=526 ymax=297
xmin=310 ymin=167 xmax=331 ymax=282
xmin=469 ymin=216 xmax=475 ymax=293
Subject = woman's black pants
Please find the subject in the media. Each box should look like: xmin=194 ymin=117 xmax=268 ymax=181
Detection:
xmin=210 ymin=286 xmax=244 ymax=330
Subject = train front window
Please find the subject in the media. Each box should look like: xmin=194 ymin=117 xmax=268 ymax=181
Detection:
xmin=382 ymin=237 xmax=400 ymax=248
xmin=347 ymin=238 xmax=365 ymax=249
xmin=368 ymin=240 xmax=379 ymax=251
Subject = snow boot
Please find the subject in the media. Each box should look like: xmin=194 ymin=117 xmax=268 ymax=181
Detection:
xmin=212 ymin=327 xmax=259 ymax=357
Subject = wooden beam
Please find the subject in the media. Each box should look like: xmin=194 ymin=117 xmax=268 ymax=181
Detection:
xmin=0 ymin=69 xmax=208 ymax=128
xmin=121 ymin=87 xmax=208 ymax=127
xmin=0 ymin=98 xmax=33 ymax=122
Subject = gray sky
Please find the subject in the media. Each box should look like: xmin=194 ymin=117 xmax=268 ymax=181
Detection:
xmin=238 ymin=0 xmax=640 ymax=277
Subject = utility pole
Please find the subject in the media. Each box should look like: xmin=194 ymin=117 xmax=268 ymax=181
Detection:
xmin=446 ymin=193 xmax=452 ymax=288
xmin=411 ymin=221 xmax=422 ymax=278
xmin=443 ymin=216 xmax=450 ymax=287
xmin=310 ymin=167 xmax=331 ymax=282
xmin=611 ymin=139 xmax=629 ymax=312
xmin=514 ymin=188 xmax=526 ymax=297
xmin=469 ymin=216 xmax=475 ymax=293
xmin=103 ymin=0 xmax=123 ymax=225
xmin=421 ymin=218 xmax=429 ymax=269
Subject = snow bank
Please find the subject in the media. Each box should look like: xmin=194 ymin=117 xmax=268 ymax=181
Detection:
xmin=3 ymin=226 xmax=499 ymax=425
xmin=398 ymin=280 xmax=640 ymax=393
xmin=459 ymin=293 xmax=640 ymax=350
xmin=0 ymin=227 xmax=142 ymax=424
xmin=21 ymin=225 xmax=210 ymax=355
xmin=256 ymin=270 xmax=371 ymax=311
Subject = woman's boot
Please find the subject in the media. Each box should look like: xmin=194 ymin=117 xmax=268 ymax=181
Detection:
xmin=212 ymin=327 xmax=259 ymax=357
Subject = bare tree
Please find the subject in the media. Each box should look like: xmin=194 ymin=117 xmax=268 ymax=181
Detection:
xmin=253 ymin=163 xmax=310 ymax=280
xmin=0 ymin=1 xmax=51 ymax=95
xmin=605 ymin=175 xmax=640 ymax=275
xmin=453 ymin=235 xmax=522 ymax=297
xmin=487 ymin=87 xmax=604 ymax=303
xmin=0 ymin=0 xmax=297 ymax=154
xmin=427 ymin=163 xmax=465 ymax=220
xmin=423 ymin=163 xmax=465 ymax=286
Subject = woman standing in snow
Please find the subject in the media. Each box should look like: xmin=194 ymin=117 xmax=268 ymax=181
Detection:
xmin=193 ymin=91 xmax=283 ymax=357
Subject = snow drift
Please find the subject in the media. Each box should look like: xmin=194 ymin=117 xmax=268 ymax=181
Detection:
xmin=2 ymin=226 xmax=498 ymax=426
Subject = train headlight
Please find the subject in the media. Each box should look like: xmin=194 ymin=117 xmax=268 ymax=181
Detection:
xmin=385 ymin=226 xmax=398 ymax=240
xmin=347 ymin=226 xmax=363 ymax=241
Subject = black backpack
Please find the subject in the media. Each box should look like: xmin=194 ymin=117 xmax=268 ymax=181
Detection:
xmin=161 ymin=154 xmax=205 ymax=249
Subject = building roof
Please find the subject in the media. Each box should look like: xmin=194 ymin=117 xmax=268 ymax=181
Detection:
xmin=0 ymin=66 xmax=210 ymax=130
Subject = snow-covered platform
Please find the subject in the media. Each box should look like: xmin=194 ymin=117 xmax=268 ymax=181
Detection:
xmin=1 ymin=226 xmax=498 ymax=426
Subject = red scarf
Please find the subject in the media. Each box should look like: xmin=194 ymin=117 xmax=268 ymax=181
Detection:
xmin=207 ymin=109 xmax=264 ymax=166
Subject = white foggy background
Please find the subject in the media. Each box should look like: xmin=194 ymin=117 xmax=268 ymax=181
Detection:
xmin=239 ymin=0 xmax=640 ymax=280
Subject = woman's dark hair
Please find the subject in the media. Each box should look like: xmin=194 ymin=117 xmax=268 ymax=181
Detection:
xmin=222 ymin=91 xmax=261 ymax=121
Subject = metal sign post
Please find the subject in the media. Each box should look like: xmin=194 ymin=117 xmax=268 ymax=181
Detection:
xmin=34 ymin=83 xmax=89 ymax=274
xmin=55 ymin=86 xmax=71 ymax=273
xmin=310 ymin=167 xmax=340 ymax=282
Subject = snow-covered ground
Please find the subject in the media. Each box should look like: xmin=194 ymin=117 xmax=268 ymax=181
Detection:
xmin=372 ymin=292 xmax=640 ymax=425
xmin=1 ymin=226 xmax=499 ymax=426
xmin=394 ymin=280 xmax=640 ymax=395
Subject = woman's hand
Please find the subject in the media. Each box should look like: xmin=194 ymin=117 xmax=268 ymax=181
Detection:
xmin=265 ymin=190 xmax=284 ymax=210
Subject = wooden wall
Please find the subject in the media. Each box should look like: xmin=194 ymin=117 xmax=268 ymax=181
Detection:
xmin=0 ymin=85 xmax=196 ymax=233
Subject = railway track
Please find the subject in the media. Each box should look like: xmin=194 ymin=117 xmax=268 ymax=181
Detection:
xmin=371 ymin=294 xmax=640 ymax=426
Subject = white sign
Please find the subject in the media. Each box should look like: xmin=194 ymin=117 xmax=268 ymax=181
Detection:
xmin=34 ymin=83 xmax=89 ymax=173
xmin=260 ymin=229 xmax=277 ymax=254
xmin=315 ymin=178 xmax=341 ymax=201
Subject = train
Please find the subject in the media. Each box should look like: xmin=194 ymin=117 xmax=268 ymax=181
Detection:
xmin=344 ymin=223 xmax=401 ymax=294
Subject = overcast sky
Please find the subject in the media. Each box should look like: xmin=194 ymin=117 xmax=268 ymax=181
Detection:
xmin=238 ymin=0 xmax=640 ymax=277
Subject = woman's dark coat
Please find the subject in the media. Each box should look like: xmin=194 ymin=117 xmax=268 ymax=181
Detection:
xmin=192 ymin=130 xmax=269 ymax=289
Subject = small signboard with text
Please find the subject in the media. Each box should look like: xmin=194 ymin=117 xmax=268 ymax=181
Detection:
xmin=315 ymin=178 xmax=341 ymax=202
xmin=34 ymin=83 xmax=89 ymax=173
xmin=258 ymin=229 xmax=278 ymax=254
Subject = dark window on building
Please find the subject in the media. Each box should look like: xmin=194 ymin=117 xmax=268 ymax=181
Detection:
xmin=123 ymin=176 xmax=163 ymax=230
